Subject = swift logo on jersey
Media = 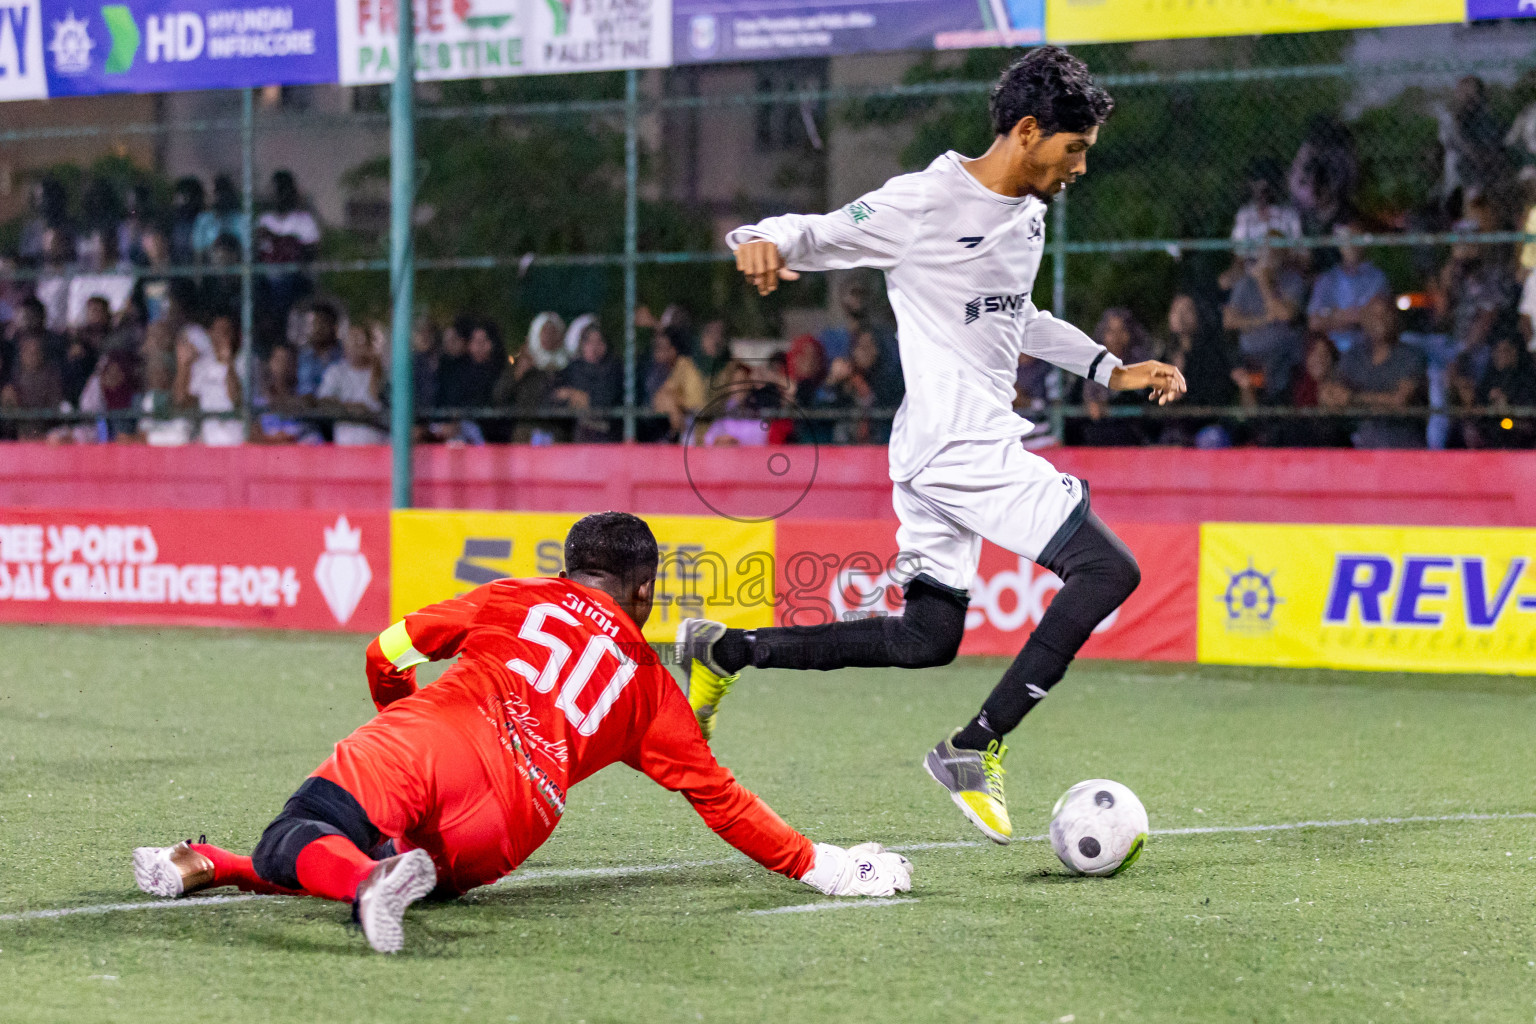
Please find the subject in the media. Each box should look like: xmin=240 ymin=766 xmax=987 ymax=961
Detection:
xmin=964 ymin=292 xmax=1031 ymax=324
xmin=957 ymin=236 xmax=985 ymax=248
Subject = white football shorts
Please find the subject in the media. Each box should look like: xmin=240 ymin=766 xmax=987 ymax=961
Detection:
xmin=892 ymin=437 xmax=1089 ymax=595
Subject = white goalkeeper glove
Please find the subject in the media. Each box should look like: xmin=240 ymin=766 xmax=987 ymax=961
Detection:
xmin=799 ymin=842 xmax=913 ymax=897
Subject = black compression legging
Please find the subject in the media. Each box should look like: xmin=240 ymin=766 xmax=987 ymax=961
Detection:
xmin=717 ymin=509 xmax=1139 ymax=740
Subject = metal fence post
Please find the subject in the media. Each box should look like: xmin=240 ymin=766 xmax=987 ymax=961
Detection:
xmin=1050 ymin=193 xmax=1068 ymax=442
xmin=622 ymin=68 xmax=639 ymax=443
xmin=389 ymin=4 xmax=416 ymax=507
xmin=240 ymin=88 xmax=256 ymax=439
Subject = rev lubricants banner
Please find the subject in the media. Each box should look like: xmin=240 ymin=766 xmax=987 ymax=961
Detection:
xmin=336 ymin=0 xmax=671 ymax=86
xmin=39 ymin=0 xmax=337 ymax=96
xmin=772 ymin=520 xmax=1198 ymax=661
xmin=1198 ymin=523 xmax=1536 ymax=675
xmin=390 ymin=509 xmax=774 ymax=642
xmin=1046 ymin=0 xmax=1463 ymax=44
xmin=0 ymin=509 xmax=389 ymax=631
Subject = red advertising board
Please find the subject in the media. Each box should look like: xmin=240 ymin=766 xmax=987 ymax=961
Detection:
xmin=0 ymin=509 xmax=389 ymax=632
xmin=774 ymin=520 xmax=1197 ymax=661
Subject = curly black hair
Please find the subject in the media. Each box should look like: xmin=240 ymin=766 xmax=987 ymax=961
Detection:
xmin=565 ymin=511 xmax=659 ymax=582
xmin=989 ymin=46 xmax=1115 ymax=138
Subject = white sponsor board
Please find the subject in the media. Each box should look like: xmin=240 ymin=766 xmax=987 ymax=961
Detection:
xmin=337 ymin=0 xmax=669 ymax=86
xmin=0 ymin=0 xmax=46 ymax=100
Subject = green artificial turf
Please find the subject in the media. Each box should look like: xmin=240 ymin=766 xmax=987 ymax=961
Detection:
xmin=1 ymin=624 xmax=1534 ymax=1023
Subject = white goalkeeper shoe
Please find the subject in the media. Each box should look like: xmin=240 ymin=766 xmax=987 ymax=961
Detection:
xmin=133 ymin=838 xmax=216 ymax=898
xmin=353 ymin=849 xmax=437 ymax=954
xmin=799 ymin=842 xmax=913 ymax=897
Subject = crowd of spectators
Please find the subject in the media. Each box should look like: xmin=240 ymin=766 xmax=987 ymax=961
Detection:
xmin=4 ymin=77 xmax=1536 ymax=450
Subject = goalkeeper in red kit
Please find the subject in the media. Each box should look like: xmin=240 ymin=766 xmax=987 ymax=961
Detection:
xmin=131 ymin=512 xmax=911 ymax=953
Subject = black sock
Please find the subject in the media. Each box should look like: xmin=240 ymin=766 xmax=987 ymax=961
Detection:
xmin=952 ymin=714 xmax=998 ymax=751
xmin=973 ymin=511 xmax=1140 ymax=737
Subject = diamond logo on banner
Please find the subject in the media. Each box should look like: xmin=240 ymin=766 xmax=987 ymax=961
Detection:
xmin=314 ymin=515 xmax=372 ymax=625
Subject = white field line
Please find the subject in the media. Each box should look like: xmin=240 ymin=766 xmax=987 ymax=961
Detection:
xmin=3 ymin=811 xmax=1532 ymax=925
xmin=746 ymin=897 xmax=917 ymax=916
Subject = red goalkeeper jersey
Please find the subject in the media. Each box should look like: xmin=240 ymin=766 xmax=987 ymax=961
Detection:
xmin=364 ymin=577 xmax=814 ymax=881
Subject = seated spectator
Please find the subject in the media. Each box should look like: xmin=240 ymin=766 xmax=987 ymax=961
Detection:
xmin=824 ymin=328 xmax=904 ymax=444
xmin=525 ymin=312 xmax=570 ymax=373
xmin=1436 ymin=76 xmax=1510 ymax=212
xmin=136 ymin=322 xmax=190 ymax=446
xmin=1469 ymin=335 xmax=1536 ymax=447
xmin=410 ymin=316 xmax=440 ymax=416
xmin=62 ymin=295 xmax=113 ymax=405
xmin=1 ymin=333 xmax=64 ymax=441
xmin=696 ymin=318 xmax=732 ymax=398
xmin=198 ymin=234 xmax=243 ymax=321
xmin=701 ymin=362 xmax=774 ymax=447
xmin=132 ymin=228 xmax=176 ymax=326
xmin=194 ymin=175 xmax=247 ymax=261
xmin=1079 ymin=308 xmax=1153 ymax=446
xmin=18 ymin=177 xmax=71 ymax=269
xmin=296 ymin=302 xmax=343 ymax=398
xmin=1222 ymin=159 xmax=1303 ymax=290
xmin=1155 ymin=294 xmax=1236 ymax=447
xmin=645 ymin=326 xmax=705 ymax=442
xmin=35 ymin=228 xmax=76 ymax=333
xmin=1274 ymin=333 xmax=1351 ymax=448
xmin=1307 ymin=223 xmax=1390 ymax=354
xmin=316 ymin=324 xmax=386 ymax=445
xmin=75 ymin=350 xmax=140 ymax=442
xmin=255 ymin=170 xmax=319 ymax=351
xmin=493 ymin=321 xmax=565 ymax=444
xmin=117 ymin=185 xmax=155 ymax=266
xmin=1288 ymin=115 xmax=1358 ymax=236
xmin=169 ymin=178 xmax=205 ymax=267
xmin=76 ymin=177 xmax=122 ymax=272
xmin=1224 ymin=239 xmax=1309 ymax=403
xmin=1322 ymin=297 xmax=1427 ymax=449
xmin=553 ymin=319 xmax=623 ymax=442
xmin=253 ymin=344 xmax=320 ymax=444
xmin=176 ymin=314 xmax=244 ymax=446
xmin=816 ymin=278 xmax=885 ymax=363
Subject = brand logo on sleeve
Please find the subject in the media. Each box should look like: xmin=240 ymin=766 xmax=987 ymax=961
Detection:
xmin=958 ymin=236 xmax=985 ymax=248
xmin=844 ymin=200 xmax=874 ymax=224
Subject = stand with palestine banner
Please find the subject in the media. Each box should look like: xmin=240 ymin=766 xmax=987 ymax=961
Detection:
xmin=4 ymin=0 xmax=1534 ymax=102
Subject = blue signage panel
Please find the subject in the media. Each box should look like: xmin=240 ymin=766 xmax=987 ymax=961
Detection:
xmin=1467 ymin=0 xmax=1536 ymax=17
xmin=40 ymin=0 xmax=337 ymax=96
xmin=674 ymin=0 xmax=1043 ymax=65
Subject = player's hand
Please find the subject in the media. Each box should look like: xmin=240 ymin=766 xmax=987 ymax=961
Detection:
xmin=1109 ymin=360 xmax=1187 ymax=405
xmin=735 ymin=240 xmax=800 ymax=296
xmin=800 ymin=842 xmax=913 ymax=897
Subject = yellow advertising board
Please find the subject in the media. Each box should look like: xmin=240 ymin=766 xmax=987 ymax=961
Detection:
xmin=1199 ymin=523 xmax=1536 ymax=675
xmin=1047 ymin=0 xmax=1463 ymax=44
xmin=390 ymin=510 xmax=777 ymax=642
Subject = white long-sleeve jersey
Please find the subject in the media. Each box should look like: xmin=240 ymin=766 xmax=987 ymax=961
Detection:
xmin=727 ymin=151 xmax=1121 ymax=482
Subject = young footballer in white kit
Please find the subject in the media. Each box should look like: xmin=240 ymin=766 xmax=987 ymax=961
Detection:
xmin=678 ymin=47 xmax=1187 ymax=844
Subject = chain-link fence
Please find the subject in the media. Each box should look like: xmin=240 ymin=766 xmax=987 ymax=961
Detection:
xmin=2 ymin=23 xmax=1535 ymax=451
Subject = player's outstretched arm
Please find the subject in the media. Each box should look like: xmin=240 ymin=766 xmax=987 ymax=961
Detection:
xmin=364 ymin=587 xmax=495 ymax=711
xmin=625 ymin=683 xmax=913 ymax=896
xmin=727 ymin=175 xmax=925 ymax=296
xmin=1109 ymin=360 xmax=1188 ymax=406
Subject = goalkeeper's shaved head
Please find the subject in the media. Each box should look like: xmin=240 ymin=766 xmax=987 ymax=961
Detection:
xmin=563 ymin=511 xmax=659 ymax=628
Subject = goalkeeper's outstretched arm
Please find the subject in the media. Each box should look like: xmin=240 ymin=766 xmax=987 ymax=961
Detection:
xmin=624 ymin=682 xmax=913 ymax=896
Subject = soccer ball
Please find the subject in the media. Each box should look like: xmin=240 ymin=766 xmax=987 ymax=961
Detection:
xmin=1048 ymin=779 xmax=1149 ymax=876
